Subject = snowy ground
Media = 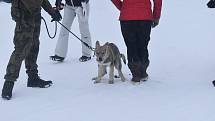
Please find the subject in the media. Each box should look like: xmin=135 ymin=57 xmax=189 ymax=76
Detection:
xmin=1 ymin=0 xmax=215 ymax=121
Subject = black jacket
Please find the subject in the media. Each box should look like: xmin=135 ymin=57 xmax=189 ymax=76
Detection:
xmin=56 ymin=0 xmax=89 ymax=7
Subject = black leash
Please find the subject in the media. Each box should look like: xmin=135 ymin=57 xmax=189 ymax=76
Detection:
xmin=41 ymin=17 xmax=57 ymax=39
xmin=57 ymin=21 xmax=95 ymax=51
xmin=41 ymin=17 xmax=95 ymax=51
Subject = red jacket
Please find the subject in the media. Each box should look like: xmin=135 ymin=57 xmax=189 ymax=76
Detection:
xmin=111 ymin=0 xmax=162 ymax=21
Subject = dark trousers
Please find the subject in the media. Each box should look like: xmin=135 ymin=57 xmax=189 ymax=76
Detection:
xmin=120 ymin=20 xmax=152 ymax=66
xmin=4 ymin=7 xmax=41 ymax=81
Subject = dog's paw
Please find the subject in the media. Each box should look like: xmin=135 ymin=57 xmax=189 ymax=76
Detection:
xmin=92 ymin=77 xmax=98 ymax=80
xmin=121 ymin=77 xmax=126 ymax=82
xmin=131 ymin=81 xmax=141 ymax=85
xmin=114 ymin=75 xmax=120 ymax=78
xmin=94 ymin=80 xmax=101 ymax=84
xmin=108 ymin=80 xmax=114 ymax=84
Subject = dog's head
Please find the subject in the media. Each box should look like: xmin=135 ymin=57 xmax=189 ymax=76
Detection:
xmin=95 ymin=41 xmax=110 ymax=63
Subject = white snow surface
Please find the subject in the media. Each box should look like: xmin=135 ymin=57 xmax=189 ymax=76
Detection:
xmin=1 ymin=0 xmax=215 ymax=121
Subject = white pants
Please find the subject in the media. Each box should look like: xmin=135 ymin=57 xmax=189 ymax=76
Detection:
xmin=55 ymin=3 xmax=92 ymax=58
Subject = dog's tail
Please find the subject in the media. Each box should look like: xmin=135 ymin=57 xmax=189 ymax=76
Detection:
xmin=120 ymin=54 xmax=126 ymax=64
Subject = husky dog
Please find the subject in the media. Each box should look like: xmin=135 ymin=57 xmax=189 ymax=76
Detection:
xmin=93 ymin=41 xmax=126 ymax=84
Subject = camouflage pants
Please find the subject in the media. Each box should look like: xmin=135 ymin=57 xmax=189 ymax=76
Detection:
xmin=4 ymin=8 xmax=41 ymax=82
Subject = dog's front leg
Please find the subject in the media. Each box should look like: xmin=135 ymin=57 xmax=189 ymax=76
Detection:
xmin=108 ymin=65 xmax=114 ymax=84
xmin=94 ymin=65 xmax=104 ymax=84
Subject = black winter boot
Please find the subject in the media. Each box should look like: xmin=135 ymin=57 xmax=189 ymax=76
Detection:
xmin=139 ymin=61 xmax=149 ymax=81
xmin=207 ymin=0 xmax=215 ymax=8
xmin=1 ymin=81 xmax=14 ymax=100
xmin=79 ymin=56 xmax=91 ymax=62
xmin=128 ymin=62 xmax=143 ymax=83
xmin=212 ymin=80 xmax=215 ymax=87
xmin=27 ymin=74 xmax=52 ymax=88
xmin=50 ymin=55 xmax=64 ymax=62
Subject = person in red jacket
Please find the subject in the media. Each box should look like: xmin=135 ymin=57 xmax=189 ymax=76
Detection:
xmin=111 ymin=0 xmax=162 ymax=83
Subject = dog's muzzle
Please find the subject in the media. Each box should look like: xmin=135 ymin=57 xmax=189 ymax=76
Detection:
xmin=98 ymin=57 xmax=103 ymax=62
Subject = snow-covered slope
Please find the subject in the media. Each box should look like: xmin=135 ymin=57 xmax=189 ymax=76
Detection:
xmin=1 ymin=0 xmax=215 ymax=121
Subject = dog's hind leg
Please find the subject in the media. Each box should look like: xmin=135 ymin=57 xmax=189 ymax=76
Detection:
xmin=118 ymin=69 xmax=125 ymax=82
xmin=115 ymin=61 xmax=125 ymax=82
xmin=108 ymin=65 xmax=114 ymax=84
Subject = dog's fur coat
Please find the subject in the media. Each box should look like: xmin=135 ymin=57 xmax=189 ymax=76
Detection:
xmin=93 ymin=41 xmax=126 ymax=84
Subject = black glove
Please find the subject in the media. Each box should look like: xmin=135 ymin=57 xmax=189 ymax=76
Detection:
xmin=152 ymin=19 xmax=159 ymax=28
xmin=207 ymin=0 xmax=215 ymax=8
xmin=51 ymin=10 xmax=62 ymax=22
xmin=55 ymin=0 xmax=64 ymax=10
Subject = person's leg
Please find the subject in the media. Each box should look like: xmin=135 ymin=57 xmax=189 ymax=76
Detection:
xmin=136 ymin=21 xmax=152 ymax=79
xmin=25 ymin=14 xmax=52 ymax=88
xmin=120 ymin=21 xmax=139 ymax=63
xmin=120 ymin=21 xmax=142 ymax=82
xmin=54 ymin=5 xmax=76 ymax=58
xmin=2 ymin=19 xmax=34 ymax=99
xmin=4 ymin=23 xmax=34 ymax=82
xmin=76 ymin=3 xmax=92 ymax=61
xmin=25 ymin=15 xmax=40 ymax=77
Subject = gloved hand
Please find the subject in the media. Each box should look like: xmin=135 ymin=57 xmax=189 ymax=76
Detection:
xmin=152 ymin=19 xmax=159 ymax=28
xmin=51 ymin=10 xmax=62 ymax=22
xmin=81 ymin=2 xmax=87 ymax=16
xmin=55 ymin=0 xmax=64 ymax=10
xmin=207 ymin=0 xmax=215 ymax=8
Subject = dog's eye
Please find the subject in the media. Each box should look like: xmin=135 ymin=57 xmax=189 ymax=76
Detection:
xmin=101 ymin=51 xmax=105 ymax=55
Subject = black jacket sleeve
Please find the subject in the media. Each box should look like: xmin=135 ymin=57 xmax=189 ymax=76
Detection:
xmin=42 ymin=0 xmax=55 ymax=15
xmin=81 ymin=0 xmax=89 ymax=3
xmin=55 ymin=0 xmax=62 ymax=6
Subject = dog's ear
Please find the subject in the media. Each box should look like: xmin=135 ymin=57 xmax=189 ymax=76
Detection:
xmin=96 ymin=41 xmax=100 ymax=49
xmin=105 ymin=43 xmax=110 ymax=52
xmin=104 ymin=42 xmax=109 ymax=46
